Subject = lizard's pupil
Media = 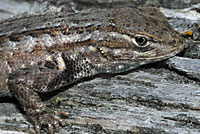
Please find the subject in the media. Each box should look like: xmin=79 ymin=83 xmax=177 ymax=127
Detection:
xmin=135 ymin=37 xmax=147 ymax=46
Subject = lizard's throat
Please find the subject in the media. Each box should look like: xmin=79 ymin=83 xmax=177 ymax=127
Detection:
xmin=95 ymin=62 xmax=141 ymax=74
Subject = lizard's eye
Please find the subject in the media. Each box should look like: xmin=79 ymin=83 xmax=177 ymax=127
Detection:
xmin=135 ymin=36 xmax=148 ymax=47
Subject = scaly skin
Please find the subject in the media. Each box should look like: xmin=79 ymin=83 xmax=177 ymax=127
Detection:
xmin=0 ymin=7 xmax=185 ymax=133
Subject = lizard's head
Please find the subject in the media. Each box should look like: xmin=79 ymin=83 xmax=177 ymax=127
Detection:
xmin=90 ymin=8 xmax=185 ymax=73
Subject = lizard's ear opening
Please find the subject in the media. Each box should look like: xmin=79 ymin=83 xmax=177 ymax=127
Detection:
xmin=96 ymin=46 xmax=109 ymax=62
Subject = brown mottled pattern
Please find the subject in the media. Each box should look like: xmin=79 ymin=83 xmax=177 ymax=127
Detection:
xmin=0 ymin=7 xmax=185 ymax=133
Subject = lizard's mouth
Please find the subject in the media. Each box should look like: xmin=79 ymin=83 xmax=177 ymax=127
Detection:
xmin=155 ymin=38 xmax=185 ymax=59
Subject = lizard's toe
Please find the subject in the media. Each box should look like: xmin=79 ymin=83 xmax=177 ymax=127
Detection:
xmin=30 ymin=109 xmax=69 ymax=134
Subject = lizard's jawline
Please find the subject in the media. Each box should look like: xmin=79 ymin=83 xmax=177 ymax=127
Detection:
xmin=100 ymin=48 xmax=183 ymax=74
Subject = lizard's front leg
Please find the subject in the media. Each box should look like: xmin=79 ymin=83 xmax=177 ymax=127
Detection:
xmin=8 ymin=67 xmax=69 ymax=134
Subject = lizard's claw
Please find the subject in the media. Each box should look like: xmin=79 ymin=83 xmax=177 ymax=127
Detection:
xmin=29 ymin=108 xmax=69 ymax=134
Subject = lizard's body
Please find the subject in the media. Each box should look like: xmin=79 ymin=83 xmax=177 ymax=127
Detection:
xmin=0 ymin=7 xmax=185 ymax=133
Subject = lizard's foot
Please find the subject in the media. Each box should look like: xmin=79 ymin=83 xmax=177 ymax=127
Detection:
xmin=28 ymin=107 xmax=69 ymax=134
xmin=9 ymin=67 xmax=70 ymax=133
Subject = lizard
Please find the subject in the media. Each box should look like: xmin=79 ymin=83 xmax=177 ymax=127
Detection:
xmin=0 ymin=7 xmax=185 ymax=133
